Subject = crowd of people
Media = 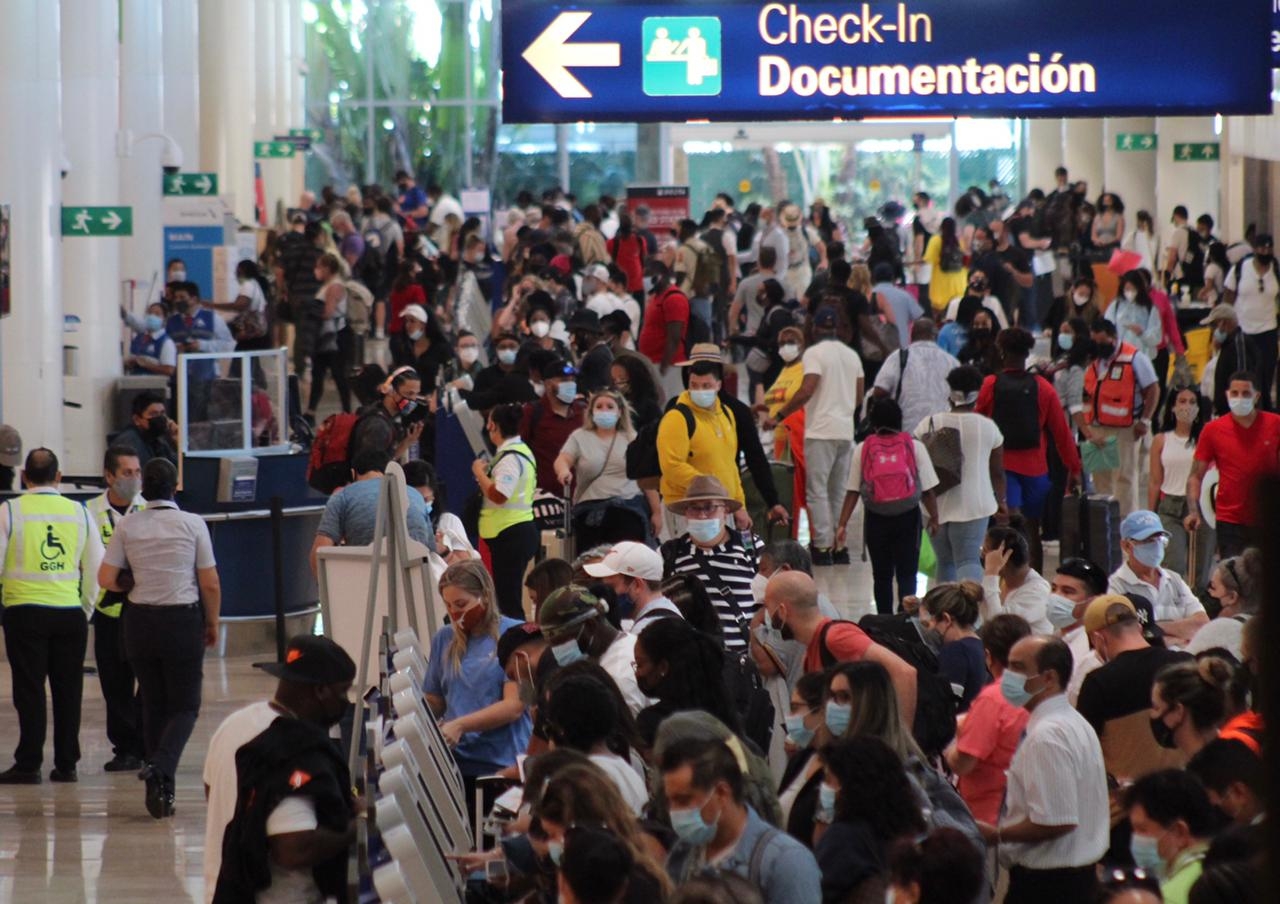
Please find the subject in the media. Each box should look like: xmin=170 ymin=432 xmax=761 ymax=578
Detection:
xmin=0 ymin=165 xmax=1274 ymax=904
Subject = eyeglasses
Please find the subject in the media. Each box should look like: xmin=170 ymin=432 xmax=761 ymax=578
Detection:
xmin=682 ymin=503 xmax=724 ymax=517
xmin=1098 ymin=867 xmax=1161 ymax=894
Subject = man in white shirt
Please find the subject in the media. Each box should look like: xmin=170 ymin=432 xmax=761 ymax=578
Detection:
xmin=980 ymin=525 xmax=1053 ymax=634
xmin=584 ymin=541 xmax=682 ymax=634
xmin=1107 ymin=510 xmax=1208 ymax=647
xmin=979 ymin=635 xmax=1109 ymax=903
xmin=1043 ymin=557 xmax=1109 ymax=705
xmin=1222 ymin=233 xmax=1280 ymax=409
xmin=763 ymin=307 xmax=863 ymax=565
xmin=427 ymin=184 xmax=463 ymax=233
xmin=872 ymin=318 xmax=960 ymax=435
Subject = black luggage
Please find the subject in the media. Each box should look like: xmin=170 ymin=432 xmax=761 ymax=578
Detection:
xmin=1061 ymin=492 xmax=1122 ymax=575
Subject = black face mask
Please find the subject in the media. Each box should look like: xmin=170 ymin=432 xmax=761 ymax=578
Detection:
xmin=969 ymin=328 xmax=992 ymax=341
xmin=770 ymin=609 xmax=794 ymax=641
xmin=147 ymin=415 xmax=168 ymax=437
xmin=1094 ymin=343 xmax=1116 ymax=360
xmin=1256 ymin=253 xmax=1273 ymax=266
xmin=1150 ymin=712 xmax=1178 ymax=749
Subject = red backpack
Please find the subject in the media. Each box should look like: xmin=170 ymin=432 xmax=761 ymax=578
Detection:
xmin=859 ymin=431 xmax=921 ymax=516
xmin=306 ymin=412 xmax=361 ymax=494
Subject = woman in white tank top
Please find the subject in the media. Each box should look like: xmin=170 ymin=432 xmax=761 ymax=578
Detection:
xmin=1148 ymin=386 xmax=1214 ymax=588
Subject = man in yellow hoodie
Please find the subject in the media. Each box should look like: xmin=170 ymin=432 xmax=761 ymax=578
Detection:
xmin=657 ymin=343 xmax=746 ymax=538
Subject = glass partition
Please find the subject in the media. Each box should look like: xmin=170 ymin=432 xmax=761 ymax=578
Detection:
xmin=177 ymin=349 xmax=290 ymax=456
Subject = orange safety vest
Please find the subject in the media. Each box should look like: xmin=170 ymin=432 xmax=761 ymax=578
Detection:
xmin=1084 ymin=343 xmax=1137 ymax=427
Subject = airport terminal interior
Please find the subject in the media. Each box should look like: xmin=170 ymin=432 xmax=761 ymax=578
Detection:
xmin=0 ymin=1 xmax=1277 ymax=902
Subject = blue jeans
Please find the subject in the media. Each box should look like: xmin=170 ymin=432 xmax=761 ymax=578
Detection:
xmin=932 ymin=517 xmax=989 ymax=583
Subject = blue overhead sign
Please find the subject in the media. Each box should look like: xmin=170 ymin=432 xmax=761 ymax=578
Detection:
xmin=502 ymin=0 xmax=1272 ymax=123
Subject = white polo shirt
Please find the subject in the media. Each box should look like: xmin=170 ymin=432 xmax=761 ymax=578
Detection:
xmin=1108 ymin=562 xmax=1206 ymax=623
xmin=999 ymin=693 xmax=1109 ymax=870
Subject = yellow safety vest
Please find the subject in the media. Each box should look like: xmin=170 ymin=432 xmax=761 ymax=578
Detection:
xmin=88 ymin=494 xmax=141 ymax=617
xmin=478 ymin=441 xmax=536 ymax=539
xmin=2 ymin=492 xmax=89 ymax=609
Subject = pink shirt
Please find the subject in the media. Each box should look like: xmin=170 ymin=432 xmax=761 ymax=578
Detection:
xmin=955 ymin=681 xmax=1030 ymax=824
xmin=1150 ymin=290 xmax=1186 ymax=355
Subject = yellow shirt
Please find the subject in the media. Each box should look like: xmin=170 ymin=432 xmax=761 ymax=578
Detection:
xmin=924 ymin=234 xmax=969 ymax=312
xmin=764 ymin=361 xmax=805 ymax=457
xmin=657 ymin=392 xmax=744 ymax=504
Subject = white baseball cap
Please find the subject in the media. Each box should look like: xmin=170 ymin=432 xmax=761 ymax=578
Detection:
xmin=584 ymin=263 xmax=610 ymax=282
xmin=583 ymin=541 xmax=663 ymax=582
xmin=400 ymin=304 xmax=429 ymax=323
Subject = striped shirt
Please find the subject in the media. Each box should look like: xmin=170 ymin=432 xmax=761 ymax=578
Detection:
xmin=664 ymin=532 xmax=760 ymax=650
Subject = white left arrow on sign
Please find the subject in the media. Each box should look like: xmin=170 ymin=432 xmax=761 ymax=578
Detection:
xmin=522 ymin=12 xmax=620 ymax=99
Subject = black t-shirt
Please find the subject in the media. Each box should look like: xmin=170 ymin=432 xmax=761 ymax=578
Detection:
xmin=1077 ymin=646 xmax=1192 ymax=734
xmin=937 ymin=636 xmax=988 ymax=713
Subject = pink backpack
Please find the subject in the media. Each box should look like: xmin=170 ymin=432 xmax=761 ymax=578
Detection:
xmin=859 ymin=432 xmax=921 ymax=516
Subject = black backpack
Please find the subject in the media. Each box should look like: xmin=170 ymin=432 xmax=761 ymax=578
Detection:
xmin=818 ymin=616 xmax=958 ymax=758
xmin=992 ymin=372 xmax=1041 ymax=451
xmin=939 ymin=240 xmax=965 ymax=273
xmin=1180 ymin=227 xmax=1205 ymax=285
xmin=355 ymin=227 xmax=388 ymax=294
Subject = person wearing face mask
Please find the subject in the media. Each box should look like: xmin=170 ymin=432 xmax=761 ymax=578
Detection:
xmin=885 ymin=827 xmax=987 ymax=904
xmin=1148 ymin=386 xmax=1215 ymax=586
xmin=347 ymin=366 xmax=426 ymax=464
xmin=1186 ymin=738 xmax=1266 ymax=832
xmin=976 ymin=635 xmax=1108 ymax=904
xmin=1200 ymin=305 xmax=1256 ymax=417
xmin=1106 ymin=511 xmax=1208 ymax=646
xmin=872 ymin=318 xmax=961 ymax=442
xmin=941 ymin=271 xmax=1010 ymax=334
xmin=472 ymin=404 xmax=540 ymax=620
xmin=463 ymin=331 xmax=539 ymax=411
xmin=1149 ymin=658 xmax=1233 ymax=760
xmin=165 ymin=280 xmax=235 ymax=421
xmin=1042 ymin=556 xmax=1108 ymax=699
xmin=518 ymin=357 xmax=586 ymax=497
xmin=437 ymin=329 xmax=485 ymax=396
xmin=1222 ymin=233 xmax=1280 ymax=409
xmin=556 ymin=391 xmax=651 ymax=545
xmin=537 ymin=585 xmax=651 ymax=717
xmin=1122 ymin=770 xmax=1215 ymax=904
xmin=389 ymin=303 xmax=452 ymax=392
xmin=124 ymin=301 xmax=177 ymax=377
xmin=1084 ymin=318 xmax=1160 ymax=516
xmin=453 ymin=234 xmax=494 ymax=340
xmin=112 ymin=390 xmax=179 ymax=467
xmin=630 ymin=616 xmax=741 ymax=750
xmin=583 ymin=541 xmax=681 ymax=634
xmin=204 ymin=635 xmax=357 ymax=904
xmin=761 ymin=324 xmax=808 ymax=529
xmin=519 ymin=293 xmax=569 ymax=361
xmin=1075 ymin=596 xmax=1192 ymax=861
xmin=637 ymin=259 xmax=692 ymax=401
xmin=424 ymin=560 xmax=532 ymax=810
xmin=918 ymin=582 xmax=986 ymax=712
xmin=775 ymin=672 xmax=830 ymax=835
xmin=309 ymin=447 xmax=434 ymax=574
xmin=662 ymin=736 xmax=822 ymax=903
xmin=567 ymin=308 xmax=614 ymax=394
xmin=945 ymin=613 xmax=1031 ymax=825
xmin=1105 ymin=270 xmax=1162 ymax=364
xmin=1186 ymin=550 xmax=1262 ymax=660
xmin=85 ymin=447 xmax=146 ymax=774
xmin=1184 ymin=371 xmax=1280 ymax=558
xmin=813 ymin=736 xmax=928 ymax=901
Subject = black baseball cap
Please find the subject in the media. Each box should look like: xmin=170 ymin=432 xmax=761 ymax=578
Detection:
xmin=259 ymin=635 xmax=357 ymax=684
xmin=497 ymin=623 xmax=544 ymax=668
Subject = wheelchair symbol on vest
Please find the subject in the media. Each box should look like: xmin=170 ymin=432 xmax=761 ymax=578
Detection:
xmin=40 ymin=525 xmax=67 ymax=561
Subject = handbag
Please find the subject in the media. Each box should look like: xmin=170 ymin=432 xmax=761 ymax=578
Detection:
xmin=1081 ymin=435 xmax=1119 ymax=473
xmin=745 ymin=346 xmax=772 ymax=374
xmin=859 ymin=317 xmax=899 ymax=363
xmin=919 ymin=415 xmax=963 ymax=495
xmin=231 ymin=307 xmax=268 ymax=341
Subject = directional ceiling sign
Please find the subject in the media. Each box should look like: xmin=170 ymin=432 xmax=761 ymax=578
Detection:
xmin=164 ymin=172 xmax=219 ymax=196
xmin=254 ymin=141 xmax=296 ymax=159
xmin=61 ymin=206 xmax=133 ymax=237
xmin=502 ymin=0 xmax=1271 ymax=123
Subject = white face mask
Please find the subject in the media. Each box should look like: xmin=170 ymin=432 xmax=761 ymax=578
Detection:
xmin=778 ymin=343 xmax=800 ymax=363
xmin=458 ymin=346 xmax=480 ymax=365
xmin=1123 ymin=289 xmax=1139 ymax=303
xmin=1073 ymin=292 xmax=1091 ymax=306
xmin=530 ymin=320 xmax=551 ymax=338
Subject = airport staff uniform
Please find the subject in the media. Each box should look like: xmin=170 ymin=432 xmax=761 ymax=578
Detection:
xmin=86 ymin=489 xmax=145 ymax=763
xmin=0 ymin=487 xmax=103 ymax=776
xmin=103 ymin=498 xmax=217 ymax=782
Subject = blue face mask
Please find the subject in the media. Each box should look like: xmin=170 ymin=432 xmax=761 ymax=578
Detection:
xmin=548 ymin=839 xmax=564 ymax=866
xmin=422 ymin=500 xmax=434 ymax=515
xmin=1057 ymin=333 xmax=1074 ymax=351
xmin=686 ymin=518 xmax=723 ymax=544
xmin=817 ymin=782 xmax=838 ymax=820
xmin=1046 ymin=593 xmax=1078 ymax=630
xmin=594 ymin=410 xmax=619 ymax=430
xmin=551 ymin=635 xmax=586 ymax=667
xmin=1132 ymin=536 xmax=1167 ymax=570
xmin=784 ymin=712 xmax=815 ymax=747
xmin=145 ymin=314 xmax=165 ymax=334
xmin=1129 ymin=833 xmax=1165 ymax=878
xmin=825 ymin=700 xmax=852 ymax=735
xmin=555 ymin=381 xmax=578 ymax=404
xmin=1213 ymin=328 xmax=1229 ymax=344
xmin=689 ymin=389 xmax=718 ymax=409
xmin=1001 ymin=670 xmax=1036 ymax=708
xmin=497 ymin=348 xmax=518 ymax=366
xmin=669 ymin=795 xmax=719 ymax=846
xmin=614 ymin=592 xmax=635 ymax=620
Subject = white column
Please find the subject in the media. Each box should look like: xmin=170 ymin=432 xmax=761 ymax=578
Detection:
xmin=1062 ymin=119 xmax=1105 ymax=195
xmin=254 ymin=0 xmax=279 ymax=224
xmin=119 ymin=0 xmax=166 ymax=302
xmin=1219 ymin=117 xmax=1246 ymax=245
xmin=199 ymin=0 xmax=257 ymax=224
xmin=161 ymin=0 xmax=201 ymax=163
xmin=1156 ymin=117 xmax=1222 ymax=239
xmin=1023 ymin=119 xmax=1063 ymax=193
xmin=61 ymin=0 xmax=121 ymax=475
xmin=0 ymin=2 xmax=65 ymax=455
xmin=284 ymin=0 xmax=307 ymax=205
xmin=1102 ymin=118 xmax=1157 ymax=222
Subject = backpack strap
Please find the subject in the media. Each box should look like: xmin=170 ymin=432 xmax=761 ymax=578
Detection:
xmin=817 ymin=619 xmax=844 ymax=669
xmin=746 ymin=827 xmax=781 ymax=890
xmin=894 ymin=348 xmax=909 ymax=403
xmin=675 ymin=402 xmax=697 ymax=439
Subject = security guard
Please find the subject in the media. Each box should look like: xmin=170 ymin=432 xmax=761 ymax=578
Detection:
xmin=86 ymin=445 xmax=146 ymax=772
xmin=470 ymin=402 xmax=539 ymax=620
xmin=0 ymin=448 xmax=104 ymax=784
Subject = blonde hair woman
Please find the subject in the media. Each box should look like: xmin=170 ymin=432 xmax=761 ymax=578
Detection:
xmin=554 ymin=390 xmax=656 ymax=544
xmin=424 ymin=560 xmax=532 ymax=806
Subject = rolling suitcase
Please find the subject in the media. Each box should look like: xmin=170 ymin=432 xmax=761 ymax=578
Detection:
xmin=1061 ymin=492 xmax=1122 ymax=575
